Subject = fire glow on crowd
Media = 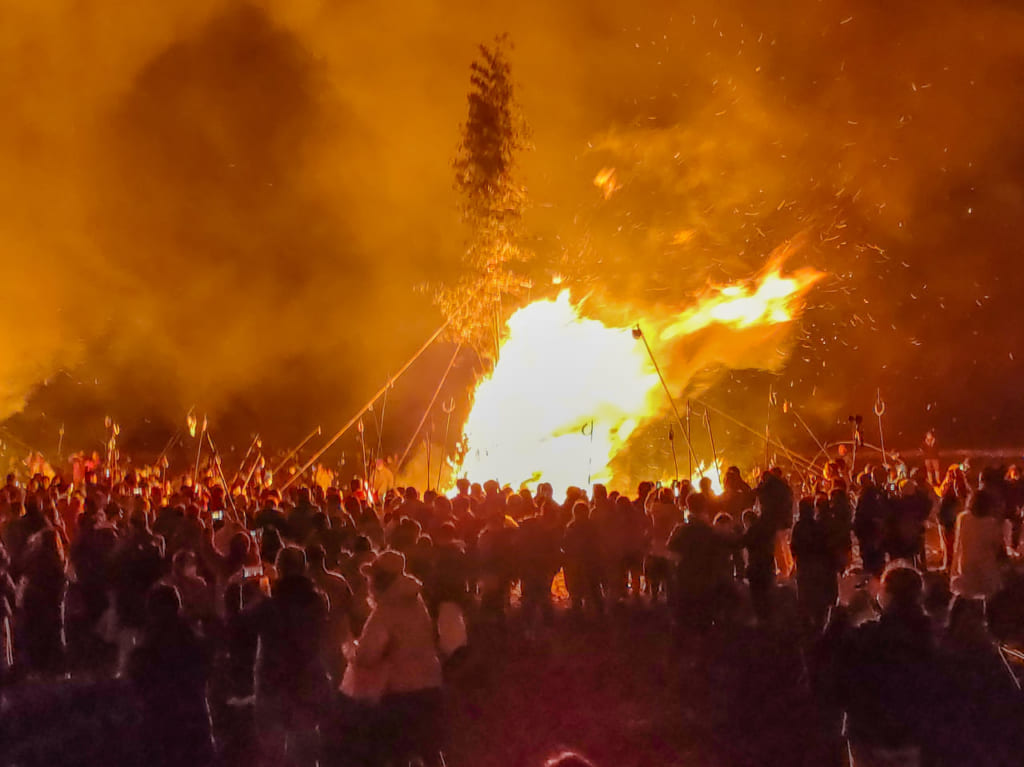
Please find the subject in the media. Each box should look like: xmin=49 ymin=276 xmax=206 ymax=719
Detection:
xmin=4 ymin=3 xmax=1024 ymax=767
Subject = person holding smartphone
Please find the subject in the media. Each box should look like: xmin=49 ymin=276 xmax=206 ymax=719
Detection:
xmin=816 ymin=565 xmax=936 ymax=767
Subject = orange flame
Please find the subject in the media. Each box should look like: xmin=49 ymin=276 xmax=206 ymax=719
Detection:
xmin=454 ymin=257 xmax=823 ymax=496
xmin=659 ymin=260 xmax=824 ymax=341
xmin=457 ymin=292 xmax=659 ymax=493
xmin=593 ymin=167 xmax=621 ymax=200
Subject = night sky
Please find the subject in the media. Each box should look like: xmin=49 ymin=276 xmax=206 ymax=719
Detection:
xmin=3 ymin=0 xmax=1024 ymax=463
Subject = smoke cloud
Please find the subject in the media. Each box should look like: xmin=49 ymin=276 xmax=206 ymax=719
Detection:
xmin=2 ymin=0 xmax=1023 ymax=459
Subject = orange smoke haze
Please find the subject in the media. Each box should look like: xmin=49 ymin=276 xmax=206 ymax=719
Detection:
xmin=2 ymin=1 xmax=1024 ymax=455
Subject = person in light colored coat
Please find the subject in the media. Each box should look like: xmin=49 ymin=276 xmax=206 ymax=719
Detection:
xmin=353 ymin=549 xmax=444 ymax=766
xmin=952 ymin=489 xmax=1005 ymax=600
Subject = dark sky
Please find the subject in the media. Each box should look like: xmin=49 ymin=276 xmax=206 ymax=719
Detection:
xmin=2 ymin=0 xmax=1024 ymax=464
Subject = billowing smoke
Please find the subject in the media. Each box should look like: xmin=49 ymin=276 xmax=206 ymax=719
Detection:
xmin=2 ymin=0 xmax=1023 ymax=459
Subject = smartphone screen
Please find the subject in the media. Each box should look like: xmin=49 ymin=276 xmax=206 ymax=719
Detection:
xmin=211 ymin=510 xmax=224 ymax=522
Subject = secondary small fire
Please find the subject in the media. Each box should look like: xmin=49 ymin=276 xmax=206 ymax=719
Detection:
xmin=455 ymin=256 xmax=823 ymax=496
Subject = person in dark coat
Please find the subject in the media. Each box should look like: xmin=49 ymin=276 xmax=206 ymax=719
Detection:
xmin=816 ymin=565 xmax=937 ymax=767
xmin=305 ymin=542 xmax=353 ymax=683
xmin=112 ymin=512 xmax=166 ymax=638
xmin=742 ymin=509 xmax=776 ymax=625
xmin=720 ymin=467 xmax=755 ymax=519
xmin=937 ymin=466 xmax=969 ymax=572
xmin=129 ymin=584 xmax=214 ymax=767
xmin=853 ymin=471 xmax=889 ymax=577
xmin=562 ymin=502 xmax=604 ymax=615
xmin=476 ymin=508 xmax=516 ymax=619
xmin=69 ymin=511 xmax=118 ymax=641
xmin=430 ymin=522 xmax=470 ymax=612
xmin=518 ymin=503 xmax=562 ymax=631
xmin=885 ymin=480 xmax=931 ymax=570
xmin=791 ymin=497 xmax=836 ymax=634
xmin=253 ymin=495 xmax=290 ymax=541
xmin=19 ymin=528 xmax=68 ymax=674
xmin=668 ymin=493 xmax=720 ymax=636
xmin=245 ymin=546 xmax=330 ymax=767
xmin=928 ymin=596 xmax=1024 ymax=767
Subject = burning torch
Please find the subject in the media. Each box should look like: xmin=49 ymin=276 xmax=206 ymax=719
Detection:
xmin=848 ymin=414 xmax=864 ymax=477
xmin=874 ymin=389 xmax=888 ymax=467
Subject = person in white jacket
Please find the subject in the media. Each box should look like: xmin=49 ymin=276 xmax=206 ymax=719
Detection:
xmin=353 ymin=549 xmax=443 ymax=766
xmin=951 ymin=489 xmax=1005 ymax=600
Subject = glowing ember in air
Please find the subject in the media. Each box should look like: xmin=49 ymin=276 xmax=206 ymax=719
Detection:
xmin=593 ymin=167 xmax=621 ymax=200
xmin=455 ymin=259 xmax=823 ymax=496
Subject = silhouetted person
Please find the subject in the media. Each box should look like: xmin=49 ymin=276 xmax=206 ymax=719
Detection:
xmin=668 ymin=493 xmax=719 ymax=637
xmin=246 ymin=546 xmax=330 ymax=767
xmin=19 ymin=528 xmax=67 ymax=674
xmin=306 ymin=542 xmax=352 ymax=682
xmin=930 ymin=597 xmax=1024 ymax=766
xmin=817 ymin=565 xmax=936 ymax=767
xmin=742 ymin=509 xmax=776 ymax=625
xmin=129 ymin=584 xmax=213 ymax=767
xmin=854 ymin=471 xmax=888 ymax=576
xmin=792 ymin=497 xmax=835 ymax=634
xmin=562 ymin=501 xmax=603 ymax=615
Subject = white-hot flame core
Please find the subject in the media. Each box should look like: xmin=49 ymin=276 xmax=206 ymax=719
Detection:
xmin=458 ymin=292 xmax=659 ymax=494
xmin=455 ymin=260 xmax=822 ymax=498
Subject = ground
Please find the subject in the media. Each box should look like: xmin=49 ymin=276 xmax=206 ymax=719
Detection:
xmin=3 ymin=595 xmax=832 ymax=767
xmin=445 ymin=602 xmax=822 ymax=767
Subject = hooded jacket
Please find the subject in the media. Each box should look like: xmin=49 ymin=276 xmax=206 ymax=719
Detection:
xmin=251 ymin=574 xmax=329 ymax=703
xmin=355 ymin=573 xmax=442 ymax=695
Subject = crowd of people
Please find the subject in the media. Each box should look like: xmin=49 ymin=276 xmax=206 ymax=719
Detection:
xmin=1 ymin=445 xmax=1023 ymax=766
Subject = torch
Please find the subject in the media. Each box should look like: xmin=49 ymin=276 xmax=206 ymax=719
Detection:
xmin=374 ymin=380 xmax=394 ymax=464
xmin=242 ymin=455 xmax=264 ymax=494
xmin=235 ymin=434 xmax=261 ymax=480
xmin=205 ymin=428 xmax=237 ymax=517
xmin=686 ymin=399 xmax=693 ymax=479
xmin=631 ymin=325 xmax=702 ymax=477
xmin=358 ymin=418 xmax=369 ymax=492
xmin=424 ymin=421 xmax=433 ymax=490
xmin=194 ymin=415 xmax=207 ymax=486
xmin=702 ymin=408 xmax=723 ymax=489
xmin=583 ymin=420 xmax=595 ymax=487
xmin=668 ymin=424 xmax=679 ymax=484
xmin=874 ymin=389 xmax=888 ymax=467
xmin=436 ymin=397 xmax=456 ymax=491
xmin=848 ymin=414 xmax=864 ymax=477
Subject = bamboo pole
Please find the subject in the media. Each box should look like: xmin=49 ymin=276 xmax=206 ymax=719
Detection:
xmin=280 ymin=321 xmax=456 ymax=492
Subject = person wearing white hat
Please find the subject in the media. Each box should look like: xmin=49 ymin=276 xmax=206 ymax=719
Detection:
xmin=351 ymin=549 xmax=443 ymax=766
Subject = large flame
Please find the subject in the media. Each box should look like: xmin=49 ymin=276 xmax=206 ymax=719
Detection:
xmin=456 ymin=292 xmax=659 ymax=493
xmin=660 ymin=260 xmax=825 ymax=341
xmin=455 ymin=257 xmax=823 ymax=497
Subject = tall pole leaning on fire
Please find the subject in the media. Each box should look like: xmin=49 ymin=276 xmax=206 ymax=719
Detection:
xmin=435 ymin=35 xmax=532 ymax=363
